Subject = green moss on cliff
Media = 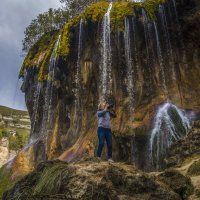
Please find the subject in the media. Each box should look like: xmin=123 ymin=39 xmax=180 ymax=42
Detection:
xmin=111 ymin=2 xmax=135 ymax=31
xmin=83 ymin=1 xmax=109 ymax=22
xmin=38 ymin=39 xmax=56 ymax=81
xmin=58 ymin=15 xmax=81 ymax=57
xmin=143 ymin=0 xmax=166 ymax=19
xmin=19 ymin=31 xmax=59 ymax=78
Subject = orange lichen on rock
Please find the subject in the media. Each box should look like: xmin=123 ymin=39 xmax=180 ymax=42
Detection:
xmin=48 ymin=117 xmax=59 ymax=160
xmin=11 ymin=146 xmax=34 ymax=179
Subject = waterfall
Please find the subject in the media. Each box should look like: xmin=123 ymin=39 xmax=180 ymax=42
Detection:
xmin=158 ymin=5 xmax=176 ymax=81
xmin=124 ymin=18 xmax=134 ymax=109
xmin=132 ymin=17 xmax=139 ymax=75
xmin=153 ymin=22 xmax=167 ymax=96
xmin=150 ymin=102 xmax=190 ymax=170
xmin=47 ymin=34 xmax=61 ymax=115
xmin=74 ymin=19 xmax=83 ymax=114
xmin=142 ymin=9 xmax=156 ymax=95
xmin=100 ymin=2 xmax=113 ymax=101
xmin=31 ymin=82 xmax=42 ymax=137
xmin=41 ymin=34 xmax=61 ymax=138
xmin=73 ymin=19 xmax=83 ymax=137
xmin=169 ymin=0 xmax=187 ymax=65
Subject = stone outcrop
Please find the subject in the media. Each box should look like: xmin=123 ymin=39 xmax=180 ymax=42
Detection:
xmin=2 ymin=160 xmax=191 ymax=200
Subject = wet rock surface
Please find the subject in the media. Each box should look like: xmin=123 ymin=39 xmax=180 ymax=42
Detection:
xmin=18 ymin=0 xmax=200 ymax=168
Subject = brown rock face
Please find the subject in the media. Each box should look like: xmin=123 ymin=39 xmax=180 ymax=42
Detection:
xmin=19 ymin=0 xmax=200 ymax=171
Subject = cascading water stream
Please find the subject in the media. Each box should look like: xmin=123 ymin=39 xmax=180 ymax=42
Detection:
xmin=169 ymin=0 xmax=187 ymax=64
xmin=158 ymin=5 xmax=176 ymax=81
xmin=153 ymin=22 xmax=167 ymax=96
xmin=124 ymin=18 xmax=135 ymax=109
xmin=31 ymin=82 xmax=42 ymax=137
xmin=100 ymin=2 xmax=113 ymax=101
xmin=74 ymin=18 xmax=83 ymax=116
xmin=72 ymin=19 xmax=84 ymax=137
xmin=142 ymin=9 xmax=156 ymax=94
xmin=150 ymin=102 xmax=190 ymax=170
xmin=131 ymin=17 xmax=139 ymax=74
xmin=41 ymin=34 xmax=61 ymax=138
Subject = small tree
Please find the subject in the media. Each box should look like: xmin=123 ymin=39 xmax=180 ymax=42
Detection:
xmin=22 ymin=8 xmax=70 ymax=53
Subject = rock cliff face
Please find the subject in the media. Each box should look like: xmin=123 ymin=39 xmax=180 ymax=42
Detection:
xmin=5 ymin=0 xmax=197 ymax=176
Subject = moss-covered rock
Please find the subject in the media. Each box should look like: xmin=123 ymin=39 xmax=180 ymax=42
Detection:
xmin=19 ymin=31 xmax=59 ymax=78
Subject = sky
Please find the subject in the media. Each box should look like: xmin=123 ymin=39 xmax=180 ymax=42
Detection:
xmin=0 ymin=0 xmax=61 ymax=110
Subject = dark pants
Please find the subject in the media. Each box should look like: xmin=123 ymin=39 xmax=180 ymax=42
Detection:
xmin=97 ymin=127 xmax=112 ymax=159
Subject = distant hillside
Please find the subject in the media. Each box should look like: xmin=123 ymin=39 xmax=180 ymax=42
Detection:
xmin=0 ymin=106 xmax=30 ymax=167
xmin=0 ymin=106 xmax=28 ymax=117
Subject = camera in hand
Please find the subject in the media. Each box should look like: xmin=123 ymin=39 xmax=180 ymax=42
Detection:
xmin=107 ymin=104 xmax=114 ymax=109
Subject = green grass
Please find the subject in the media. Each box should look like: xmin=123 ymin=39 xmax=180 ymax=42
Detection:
xmin=0 ymin=128 xmax=30 ymax=151
xmin=0 ymin=165 xmax=22 ymax=199
xmin=33 ymin=162 xmax=69 ymax=195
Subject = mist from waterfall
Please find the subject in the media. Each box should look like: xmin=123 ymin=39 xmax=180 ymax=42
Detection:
xmin=150 ymin=102 xmax=190 ymax=170
xmin=100 ymin=2 xmax=113 ymax=101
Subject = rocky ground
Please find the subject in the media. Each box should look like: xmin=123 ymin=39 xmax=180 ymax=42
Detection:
xmin=1 ymin=159 xmax=193 ymax=200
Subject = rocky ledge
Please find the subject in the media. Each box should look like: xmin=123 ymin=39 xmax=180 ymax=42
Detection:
xmin=3 ymin=159 xmax=194 ymax=200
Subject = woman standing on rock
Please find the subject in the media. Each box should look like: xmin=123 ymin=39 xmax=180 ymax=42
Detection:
xmin=96 ymin=100 xmax=116 ymax=162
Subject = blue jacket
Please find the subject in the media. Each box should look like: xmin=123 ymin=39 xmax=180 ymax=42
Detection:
xmin=96 ymin=110 xmax=116 ymax=129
